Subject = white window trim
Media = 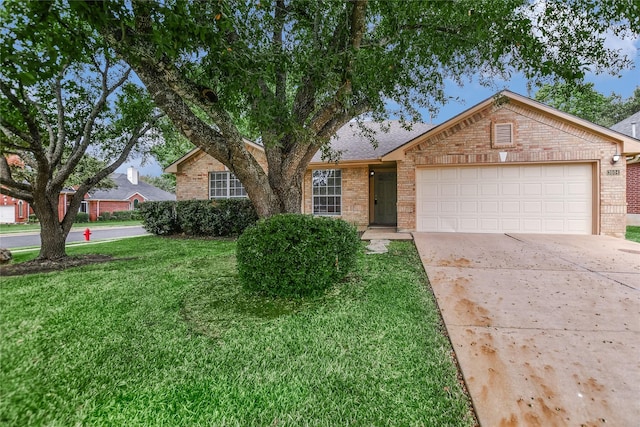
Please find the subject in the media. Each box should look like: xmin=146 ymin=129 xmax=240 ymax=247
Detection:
xmin=209 ymin=171 xmax=248 ymax=199
xmin=311 ymin=169 xmax=342 ymax=216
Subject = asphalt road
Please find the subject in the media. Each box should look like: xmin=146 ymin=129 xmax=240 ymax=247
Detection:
xmin=0 ymin=226 xmax=149 ymax=249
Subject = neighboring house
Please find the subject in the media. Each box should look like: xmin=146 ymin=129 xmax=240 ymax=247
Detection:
xmin=0 ymin=192 xmax=31 ymax=224
xmin=167 ymin=91 xmax=640 ymax=238
xmin=610 ymin=111 xmax=640 ymax=226
xmin=0 ymin=167 xmax=175 ymax=223
xmin=83 ymin=167 xmax=176 ymax=221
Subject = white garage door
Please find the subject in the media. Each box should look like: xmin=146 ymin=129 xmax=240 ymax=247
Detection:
xmin=0 ymin=206 xmax=16 ymax=223
xmin=416 ymin=164 xmax=593 ymax=234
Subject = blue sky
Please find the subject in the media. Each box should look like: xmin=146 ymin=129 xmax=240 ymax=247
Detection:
xmin=121 ymin=35 xmax=640 ymax=177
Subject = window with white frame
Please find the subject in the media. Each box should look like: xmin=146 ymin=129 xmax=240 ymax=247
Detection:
xmin=209 ymin=171 xmax=247 ymax=199
xmin=312 ymin=169 xmax=341 ymax=215
xmin=18 ymin=200 xmax=24 ymax=218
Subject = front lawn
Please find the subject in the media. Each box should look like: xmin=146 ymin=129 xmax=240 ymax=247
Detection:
xmin=0 ymin=237 xmax=474 ymax=426
xmin=627 ymin=226 xmax=640 ymax=243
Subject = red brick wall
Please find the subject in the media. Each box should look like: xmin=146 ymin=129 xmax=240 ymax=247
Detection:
xmin=89 ymin=201 xmax=131 ymax=221
xmin=399 ymin=102 xmax=627 ymax=237
xmin=628 ymin=162 xmax=640 ymax=214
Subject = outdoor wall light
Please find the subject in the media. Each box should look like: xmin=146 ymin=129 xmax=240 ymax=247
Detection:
xmin=611 ymin=153 xmax=621 ymax=164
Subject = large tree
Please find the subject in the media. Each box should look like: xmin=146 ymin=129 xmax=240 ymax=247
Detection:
xmin=0 ymin=3 xmax=159 ymax=260
xmin=33 ymin=1 xmax=640 ymax=217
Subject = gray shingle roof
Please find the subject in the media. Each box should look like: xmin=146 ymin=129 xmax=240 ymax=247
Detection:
xmin=89 ymin=173 xmax=176 ymax=201
xmin=610 ymin=111 xmax=640 ymax=139
xmin=311 ymin=120 xmax=436 ymax=163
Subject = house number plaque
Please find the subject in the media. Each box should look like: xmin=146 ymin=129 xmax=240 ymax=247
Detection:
xmin=606 ymin=170 xmax=620 ymax=176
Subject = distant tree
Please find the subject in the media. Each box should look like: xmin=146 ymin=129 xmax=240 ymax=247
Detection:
xmin=535 ymin=83 xmax=640 ymax=127
xmin=141 ymin=174 xmax=176 ymax=194
xmin=608 ymin=87 xmax=640 ymax=125
xmin=0 ymin=2 xmax=160 ymax=260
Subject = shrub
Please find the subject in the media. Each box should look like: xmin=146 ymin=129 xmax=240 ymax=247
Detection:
xmin=74 ymin=212 xmax=89 ymax=223
xmin=213 ymin=199 xmax=259 ymax=236
xmin=236 ymin=214 xmax=360 ymax=297
xmin=175 ymin=200 xmax=215 ymax=236
xmin=140 ymin=199 xmax=258 ymax=237
xmin=98 ymin=212 xmax=112 ymax=221
xmin=139 ymin=201 xmax=180 ymax=235
xmin=28 ymin=214 xmax=39 ymax=223
xmin=111 ymin=210 xmax=141 ymax=221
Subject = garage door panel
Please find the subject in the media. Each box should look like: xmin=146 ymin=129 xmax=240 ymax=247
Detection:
xmin=0 ymin=206 xmax=15 ymax=223
xmin=460 ymin=201 xmax=478 ymax=213
xmin=502 ymin=183 xmax=520 ymax=195
xmin=481 ymin=201 xmax=499 ymax=213
xmin=481 ymin=167 xmax=499 ymax=179
xmin=523 ymin=183 xmax=542 ymax=196
xmin=416 ymin=164 xmax=593 ymax=234
xmin=481 ymin=183 xmax=499 ymax=196
xmin=502 ymin=201 xmax=520 ymax=214
xmin=545 ymin=183 xmax=565 ymax=196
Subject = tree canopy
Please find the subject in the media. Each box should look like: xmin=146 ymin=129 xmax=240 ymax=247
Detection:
xmin=7 ymin=0 xmax=640 ymax=218
xmin=535 ymin=83 xmax=640 ymax=127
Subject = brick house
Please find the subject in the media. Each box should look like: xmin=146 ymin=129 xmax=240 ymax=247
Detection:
xmin=167 ymin=91 xmax=640 ymax=237
xmin=1 ymin=167 xmax=175 ymax=223
xmin=82 ymin=167 xmax=175 ymax=221
xmin=610 ymin=111 xmax=640 ymax=226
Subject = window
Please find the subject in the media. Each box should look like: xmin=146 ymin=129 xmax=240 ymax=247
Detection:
xmin=209 ymin=172 xmax=247 ymax=199
xmin=312 ymin=169 xmax=341 ymax=215
xmin=133 ymin=199 xmax=140 ymax=209
xmin=492 ymin=123 xmax=514 ymax=147
xmin=79 ymin=201 xmax=88 ymax=213
xmin=17 ymin=200 xmax=24 ymax=218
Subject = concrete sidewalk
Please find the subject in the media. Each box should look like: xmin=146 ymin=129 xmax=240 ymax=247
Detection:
xmin=414 ymin=233 xmax=640 ymax=427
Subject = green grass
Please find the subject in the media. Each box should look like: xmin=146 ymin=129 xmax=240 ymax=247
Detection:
xmin=0 ymin=237 xmax=474 ymax=426
xmin=627 ymin=226 xmax=640 ymax=243
xmin=0 ymin=220 xmax=142 ymax=234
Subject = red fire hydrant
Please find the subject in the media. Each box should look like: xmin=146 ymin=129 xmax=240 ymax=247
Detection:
xmin=83 ymin=228 xmax=91 ymax=241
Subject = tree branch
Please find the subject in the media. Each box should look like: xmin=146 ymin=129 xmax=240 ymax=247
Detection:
xmin=0 ymin=156 xmax=33 ymax=202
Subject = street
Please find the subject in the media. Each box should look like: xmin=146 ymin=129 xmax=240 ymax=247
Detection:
xmin=0 ymin=226 xmax=150 ymax=249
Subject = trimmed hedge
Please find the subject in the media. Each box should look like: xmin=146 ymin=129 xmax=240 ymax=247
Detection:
xmin=236 ymin=214 xmax=360 ymax=297
xmin=74 ymin=212 xmax=89 ymax=223
xmin=139 ymin=199 xmax=258 ymax=237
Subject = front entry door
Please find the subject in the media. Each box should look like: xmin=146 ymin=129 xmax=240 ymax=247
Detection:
xmin=373 ymin=172 xmax=397 ymax=225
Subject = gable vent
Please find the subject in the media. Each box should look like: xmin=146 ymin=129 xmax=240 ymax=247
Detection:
xmin=493 ymin=123 xmax=513 ymax=146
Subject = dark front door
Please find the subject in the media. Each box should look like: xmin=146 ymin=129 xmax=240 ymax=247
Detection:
xmin=373 ymin=171 xmax=397 ymax=225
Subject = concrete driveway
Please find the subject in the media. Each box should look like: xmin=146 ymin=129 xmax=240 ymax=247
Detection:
xmin=414 ymin=233 xmax=640 ymax=427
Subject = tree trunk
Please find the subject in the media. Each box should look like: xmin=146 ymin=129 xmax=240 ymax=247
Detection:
xmin=32 ymin=194 xmax=70 ymax=261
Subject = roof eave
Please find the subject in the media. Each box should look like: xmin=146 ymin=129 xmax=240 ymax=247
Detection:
xmin=308 ymin=158 xmax=389 ymax=168
xmin=165 ymin=138 xmax=264 ymax=174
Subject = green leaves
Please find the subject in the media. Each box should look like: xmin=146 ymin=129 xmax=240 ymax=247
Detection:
xmin=535 ymin=82 xmax=640 ymax=127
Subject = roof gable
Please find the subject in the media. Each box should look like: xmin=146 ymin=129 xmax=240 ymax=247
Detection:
xmin=165 ymin=138 xmax=263 ymax=173
xmin=88 ymin=174 xmax=175 ymax=201
xmin=383 ymin=91 xmax=640 ymax=160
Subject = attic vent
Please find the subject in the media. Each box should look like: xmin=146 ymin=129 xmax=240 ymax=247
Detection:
xmin=493 ymin=123 xmax=514 ymax=147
